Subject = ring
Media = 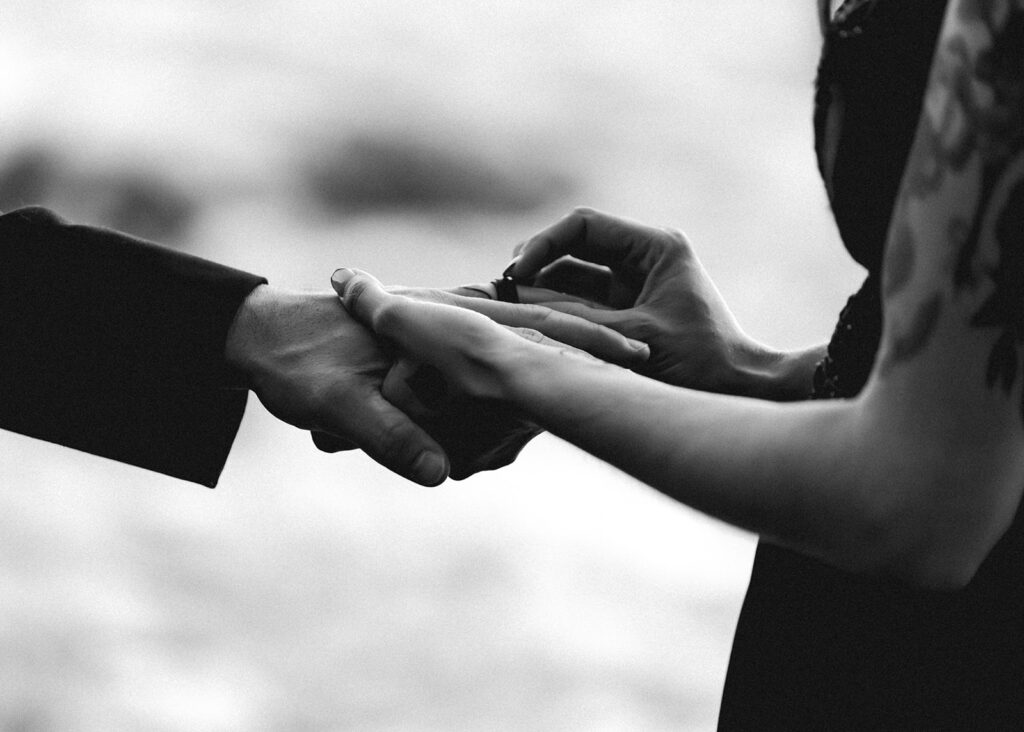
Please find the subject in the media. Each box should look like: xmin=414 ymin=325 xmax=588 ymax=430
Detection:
xmin=492 ymin=275 xmax=520 ymax=304
xmin=460 ymin=286 xmax=494 ymax=299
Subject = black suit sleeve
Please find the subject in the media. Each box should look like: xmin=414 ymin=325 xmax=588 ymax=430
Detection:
xmin=0 ymin=207 xmax=268 ymax=487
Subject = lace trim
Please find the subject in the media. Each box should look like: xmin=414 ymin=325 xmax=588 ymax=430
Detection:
xmin=811 ymin=275 xmax=883 ymax=400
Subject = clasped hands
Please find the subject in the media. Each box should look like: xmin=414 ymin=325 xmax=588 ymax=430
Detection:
xmin=226 ymin=208 xmax=769 ymax=486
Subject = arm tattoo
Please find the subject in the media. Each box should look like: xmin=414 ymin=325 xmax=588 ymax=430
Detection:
xmin=886 ymin=294 xmax=945 ymax=370
xmin=882 ymin=224 xmax=916 ymax=299
xmin=973 ymin=173 xmax=1024 ymax=399
xmin=881 ymin=0 xmax=1024 ymax=419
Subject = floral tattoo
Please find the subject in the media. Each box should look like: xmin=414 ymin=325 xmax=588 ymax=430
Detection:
xmin=881 ymin=0 xmax=1024 ymax=418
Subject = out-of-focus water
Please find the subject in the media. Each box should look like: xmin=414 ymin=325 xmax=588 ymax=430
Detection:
xmin=0 ymin=2 xmax=865 ymax=729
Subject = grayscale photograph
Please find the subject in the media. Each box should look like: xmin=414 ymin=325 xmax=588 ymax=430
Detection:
xmin=2 ymin=1 xmax=1022 ymax=729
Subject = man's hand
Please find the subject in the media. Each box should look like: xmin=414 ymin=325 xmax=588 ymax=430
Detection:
xmin=507 ymin=208 xmax=822 ymax=400
xmin=224 ymin=285 xmax=450 ymax=486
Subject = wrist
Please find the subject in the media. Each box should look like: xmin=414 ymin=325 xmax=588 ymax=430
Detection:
xmin=728 ymin=342 xmax=825 ymax=401
xmin=499 ymin=340 xmax=620 ymax=419
xmin=224 ymin=284 xmax=275 ymax=390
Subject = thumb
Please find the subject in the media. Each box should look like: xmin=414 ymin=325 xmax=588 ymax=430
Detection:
xmin=322 ymin=388 xmax=451 ymax=486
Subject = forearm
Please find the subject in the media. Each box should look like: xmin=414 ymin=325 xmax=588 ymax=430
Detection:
xmin=505 ymin=349 xmax=870 ymax=562
xmin=501 ymin=343 xmax=1011 ymax=587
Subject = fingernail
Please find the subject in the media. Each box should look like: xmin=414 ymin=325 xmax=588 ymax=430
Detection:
xmin=412 ymin=450 xmax=448 ymax=486
xmin=629 ymin=339 xmax=650 ymax=360
xmin=502 ymin=256 xmax=521 ymax=278
xmin=331 ymin=268 xmax=355 ymax=295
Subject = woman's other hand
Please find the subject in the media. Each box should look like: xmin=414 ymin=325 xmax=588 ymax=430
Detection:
xmin=506 ymin=208 xmax=823 ymax=400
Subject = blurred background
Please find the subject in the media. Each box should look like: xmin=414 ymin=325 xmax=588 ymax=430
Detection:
xmin=0 ymin=1 xmax=865 ymax=729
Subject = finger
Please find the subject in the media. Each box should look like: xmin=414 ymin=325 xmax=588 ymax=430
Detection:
xmin=514 ymin=284 xmax=609 ymax=308
xmin=388 ymin=283 xmax=496 ymax=301
xmin=532 ymin=258 xmax=615 ymax=303
xmin=334 ymin=267 xmax=406 ymax=332
xmin=523 ymin=298 xmax=632 ymax=328
xmin=398 ymin=282 xmax=599 ymax=308
xmin=448 ymin=283 xmax=496 ymax=299
xmin=532 ymin=259 xmax=640 ymax=309
xmin=322 ymin=385 xmax=451 ymax=487
xmin=333 ymin=268 xmax=459 ymax=348
xmin=437 ymin=296 xmax=649 ymax=365
xmin=509 ymin=207 xmax=671 ymax=280
xmin=374 ymin=281 xmax=629 ymax=348
xmin=516 ymin=299 xmax=654 ymax=347
xmin=333 ymin=268 xmax=513 ymax=389
xmin=311 ymin=431 xmax=357 ymax=453
xmin=375 ymin=284 xmax=639 ymax=362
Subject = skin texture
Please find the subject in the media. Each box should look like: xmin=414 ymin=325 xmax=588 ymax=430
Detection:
xmin=333 ymin=0 xmax=1024 ymax=588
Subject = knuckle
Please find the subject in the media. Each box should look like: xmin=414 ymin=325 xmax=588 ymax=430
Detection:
xmin=658 ymin=227 xmax=695 ymax=263
xmin=369 ymin=298 xmax=404 ymax=335
xmin=615 ymin=312 xmax=656 ymax=341
xmin=585 ymin=319 xmax=606 ymax=338
xmin=523 ymin=303 xmax=554 ymax=326
xmin=661 ymin=226 xmax=691 ymax=248
xmin=516 ymin=327 xmax=545 ymax=344
xmin=635 ymin=316 xmax=662 ymax=342
xmin=344 ymin=276 xmax=370 ymax=312
xmin=369 ymin=301 xmax=393 ymax=332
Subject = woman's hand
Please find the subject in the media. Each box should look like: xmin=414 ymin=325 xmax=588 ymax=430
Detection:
xmin=318 ymin=272 xmax=617 ymax=479
xmin=506 ymin=208 xmax=824 ymax=400
xmin=330 ymin=269 xmax=589 ymax=402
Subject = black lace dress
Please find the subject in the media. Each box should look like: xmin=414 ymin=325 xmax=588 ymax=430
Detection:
xmin=718 ymin=2 xmax=1024 ymax=728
